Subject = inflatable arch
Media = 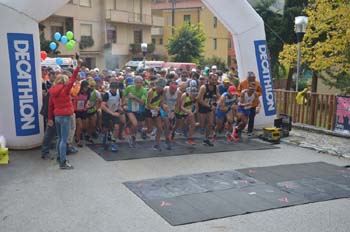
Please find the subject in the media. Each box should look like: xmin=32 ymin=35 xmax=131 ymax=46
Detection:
xmin=0 ymin=0 xmax=69 ymax=149
xmin=202 ymin=0 xmax=276 ymax=125
xmin=0 ymin=0 xmax=275 ymax=149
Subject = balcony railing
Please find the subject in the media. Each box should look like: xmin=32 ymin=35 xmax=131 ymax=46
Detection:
xmin=151 ymin=27 xmax=164 ymax=36
xmin=152 ymin=15 xmax=164 ymax=27
xmin=105 ymin=9 xmax=152 ymax=25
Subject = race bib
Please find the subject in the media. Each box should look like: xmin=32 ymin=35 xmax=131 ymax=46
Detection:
xmin=131 ymin=100 xmax=140 ymax=112
xmin=77 ymin=100 xmax=85 ymax=110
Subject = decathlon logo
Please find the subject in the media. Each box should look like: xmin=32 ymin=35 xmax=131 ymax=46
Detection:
xmin=254 ymin=40 xmax=276 ymax=116
xmin=7 ymin=33 xmax=40 ymax=136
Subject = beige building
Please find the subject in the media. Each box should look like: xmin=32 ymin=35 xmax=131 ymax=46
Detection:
xmin=40 ymin=0 xmax=163 ymax=70
xmin=152 ymin=0 xmax=234 ymax=67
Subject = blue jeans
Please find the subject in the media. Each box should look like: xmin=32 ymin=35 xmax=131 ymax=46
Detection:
xmin=55 ymin=116 xmax=71 ymax=164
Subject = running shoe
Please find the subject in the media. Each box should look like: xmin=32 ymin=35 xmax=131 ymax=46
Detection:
xmin=153 ymin=144 xmax=162 ymax=151
xmin=226 ymin=133 xmax=234 ymax=142
xmin=111 ymin=143 xmax=118 ymax=152
xmin=202 ymin=138 xmax=214 ymax=147
xmin=233 ymin=129 xmax=240 ymax=141
xmin=131 ymin=135 xmax=136 ymax=148
xmin=165 ymin=140 xmax=172 ymax=150
xmin=187 ymin=139 xmax=196 ymax=145
xmin=59 ymin=160 xmax=74 ymax=170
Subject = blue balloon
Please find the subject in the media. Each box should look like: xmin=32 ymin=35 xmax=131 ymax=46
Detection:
xmin=61 ymin=36 xmax=68 ymax=44
xmin=56 ymin=58 xmax=63 ymax=65
xmin=49 ymin=42 xmax=57 ymax=51
xmin=54 ymin=32 xmax=61 ymax=41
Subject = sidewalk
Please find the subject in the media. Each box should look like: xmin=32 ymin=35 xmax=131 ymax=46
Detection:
xmin=280 ymin=124 xmax=350 ymax=159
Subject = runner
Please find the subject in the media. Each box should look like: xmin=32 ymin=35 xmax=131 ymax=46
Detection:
xmin=161 ymin=81 xmax=180 ymax=148
xmin=178 ymin=87 xmax=199 ymax=145
xmin=72 ymin=80 xmax=90 ymax=147
xmin=197 ymin=73 xmax=220 ymax=146
xmin=101 ymin=82 xmax=123 ymax=152
xmin=122 ymin=76 xmax=148 ymax=147
xmin=86 ymin=80 xmax=102 ymax=143
xmin=233 ymin=83 xmax=260 ymax=141
xmin=145 ymin=78 xmax=166 ymax=151
xmin=214 ymin=85 xmax=238 ymax=142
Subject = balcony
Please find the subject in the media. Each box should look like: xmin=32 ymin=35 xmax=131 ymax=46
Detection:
xmin=152 ymin=15 xmax=164 ymax=27
xmin=151 ymin=27 xmax=164 ymax=36
xmin=105 ymin=9 xmax=152 ymax=25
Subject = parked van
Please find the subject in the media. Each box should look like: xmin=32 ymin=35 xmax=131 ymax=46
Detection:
xmin=41 ymin=57 xmax=75 ymax=69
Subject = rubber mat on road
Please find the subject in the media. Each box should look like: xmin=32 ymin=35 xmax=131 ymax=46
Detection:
xmin=124 ymin=162 xmax=350 ymax=226
xmin=87 ymin=138 xmax=277 ymax=161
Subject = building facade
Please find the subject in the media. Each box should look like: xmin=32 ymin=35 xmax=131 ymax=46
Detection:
xmin=151 ymin=0 xmax=236 ymax=68
xmin=40 ymin=0 xmax=162 ymax=69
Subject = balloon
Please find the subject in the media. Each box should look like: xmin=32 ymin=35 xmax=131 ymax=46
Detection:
xmin=54 ymin=32 xmax=61 ymax=41
xmin=40 ymin=51 xmax=47 ymax=60
xmin=66 ymin=31 xmax=74 ymax=40
xmin=49 ymin=42 xmax=57 ymax=51
xmin=56 ymin=58 xmax=63 ymax=65
xmin=70 ymin=39 xmax=76 ymax=47
xmin=61 ymin=36 xmax=68 ymax=44
xmin=66 ymin=41 xmax=74 ymax=51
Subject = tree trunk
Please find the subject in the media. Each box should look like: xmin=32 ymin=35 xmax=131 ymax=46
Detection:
xmin=286 ymin=67 xmax=294 ymax=90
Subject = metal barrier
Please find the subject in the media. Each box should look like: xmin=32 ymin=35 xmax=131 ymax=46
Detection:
xmin=274 ymin=89 xmax=337 ymax=130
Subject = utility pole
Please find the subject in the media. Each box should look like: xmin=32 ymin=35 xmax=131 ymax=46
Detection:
xmin=172 ymin=0 xmax=175 ymax=35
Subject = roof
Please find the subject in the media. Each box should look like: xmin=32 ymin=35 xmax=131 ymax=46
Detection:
xmin=152 ymin=0 xmax=204 ymax=10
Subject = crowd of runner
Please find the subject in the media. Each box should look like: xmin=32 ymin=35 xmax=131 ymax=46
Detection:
xmin=41 ymin=61 xmax=262 ymax=169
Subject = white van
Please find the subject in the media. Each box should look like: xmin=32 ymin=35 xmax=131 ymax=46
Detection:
xmin=41 ymin=57 xmax=75 ymax=69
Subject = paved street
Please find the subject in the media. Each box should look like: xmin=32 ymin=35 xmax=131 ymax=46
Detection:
xmin=1 ymin=140 xmax=350 ymax=232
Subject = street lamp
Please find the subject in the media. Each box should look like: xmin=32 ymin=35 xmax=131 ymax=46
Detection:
xmin=295 ymin=16 xmax=308 ymax=92
xmin=141 ymin=43 xmax=148 ymax=70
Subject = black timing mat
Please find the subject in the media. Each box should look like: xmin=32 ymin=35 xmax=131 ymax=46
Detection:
xmin=124 ymin=162 xmax=350 ymax=226
xmin=87 ymin=138 xmax=277 ymax=161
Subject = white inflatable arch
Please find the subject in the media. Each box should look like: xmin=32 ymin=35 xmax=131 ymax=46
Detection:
xmin=202 ymin=0 xmax=276 ymax=125
xmin=0 ymin=0 xmax=69 ymax=149
xmin=0 ymin=0 xmax=275 ymax=149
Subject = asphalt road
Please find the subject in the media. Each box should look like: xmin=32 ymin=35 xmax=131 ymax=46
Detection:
xmin=1 ymin=142 xmax=349 ymax=232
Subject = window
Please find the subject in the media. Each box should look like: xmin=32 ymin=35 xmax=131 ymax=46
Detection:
xmin=134 ymin=30 xmax=142 ymax=44
xmin=152 ymin=38 xmax=156 ymax=44
xmin=51 ymin=26 xmax=64 ymax=39
xmin=107 ymin=24 xmax=117 ymax=43
xmin=81 ymin=24 xmax=92 ymax=36
xmin=213 ymin=38 xmax=217 ymax=50
xmin=213 ymin=17 xmax=217 ymax=28
xmin=228 ymin=38 xmax=231 ymax=49
xmin=184 ymin=15 xmax=191 ymax=24
xmin=159 ymin=38 xmax=163 ymax=45
xmin=79 ymin=0 xmax=91 ymax=7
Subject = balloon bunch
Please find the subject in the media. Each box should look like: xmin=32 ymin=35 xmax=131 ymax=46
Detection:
xmin=50 ymin=31 xmax=76 ymax=52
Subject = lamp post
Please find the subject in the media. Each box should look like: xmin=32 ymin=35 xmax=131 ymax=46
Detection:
xmin=141 ymin=43 xmax=148 ymax=70
xmin=295 ymin=16 xmax=308 ymax=92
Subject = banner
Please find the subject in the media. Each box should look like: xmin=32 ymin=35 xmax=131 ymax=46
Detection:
xmin=334 ymin=96 xmax=350 ymax=134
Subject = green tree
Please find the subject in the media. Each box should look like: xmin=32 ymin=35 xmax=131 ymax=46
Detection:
xmin=199 ymin=56 xmax=226 ymax=71
xmin=279 ymin=0 xmax=350 ymax=94
xmin=167 ymin=23 xmax=206 ymax=63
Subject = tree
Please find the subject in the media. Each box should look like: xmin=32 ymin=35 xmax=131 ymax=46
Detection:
xmin=279 ymin=0 xmax=350 ymax=94
xmin=167 ymin=23 xmax=206 ymax=63
xmin=199 ymin=56 xmax=226 ymax=71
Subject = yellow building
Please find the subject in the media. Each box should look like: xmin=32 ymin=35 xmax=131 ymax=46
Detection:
xmin=40 ymin=0 xmax=162 ymax=69
xmin=152 ymin=0 xmax=233 ymax=67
